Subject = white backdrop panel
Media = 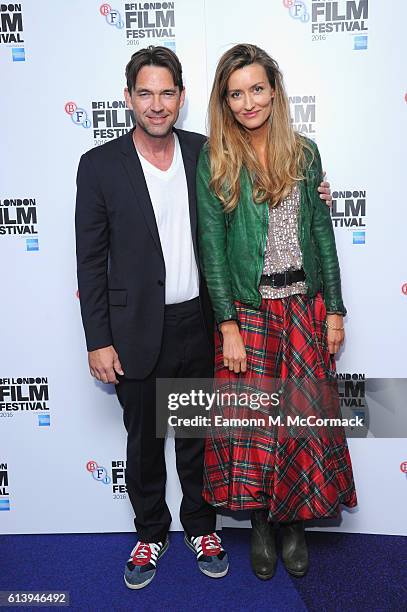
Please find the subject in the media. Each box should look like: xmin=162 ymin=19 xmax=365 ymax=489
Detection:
xmin=1 ymin=0 xmax=406 ymax=535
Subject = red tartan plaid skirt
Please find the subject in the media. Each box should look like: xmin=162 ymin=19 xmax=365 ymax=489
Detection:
xmin=203 ymin=293 xmax=357 ymax=520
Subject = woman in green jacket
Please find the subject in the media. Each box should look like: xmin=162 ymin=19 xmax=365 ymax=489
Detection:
xmin=197 ymin=43 xmax=357 ymax=580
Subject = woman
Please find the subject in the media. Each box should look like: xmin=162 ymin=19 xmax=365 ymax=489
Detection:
xmin=196 ymin=44 xmax=357 ymax=580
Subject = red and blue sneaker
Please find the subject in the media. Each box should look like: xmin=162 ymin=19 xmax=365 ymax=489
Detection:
xmin=124 ymin=538 xmax=169 ymax=589
xmin=185 ymin=532 xmax=229 ymax=578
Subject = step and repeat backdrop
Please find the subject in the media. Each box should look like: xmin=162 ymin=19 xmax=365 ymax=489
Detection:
xmin=1 ymin=0 xmax=406 ymax=535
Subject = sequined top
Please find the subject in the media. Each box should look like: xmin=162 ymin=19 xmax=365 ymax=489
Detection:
xmin=259 ymin=183 xmax=308 ymax=299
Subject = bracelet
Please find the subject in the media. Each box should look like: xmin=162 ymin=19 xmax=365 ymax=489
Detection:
xmin=326 ymin=322 xmax=344 ymax=331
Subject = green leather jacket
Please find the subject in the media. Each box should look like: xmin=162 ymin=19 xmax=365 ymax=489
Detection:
xmin=196 ymin=137 xmax=346 ymax=324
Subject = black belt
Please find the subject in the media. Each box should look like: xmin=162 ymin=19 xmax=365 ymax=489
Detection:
xmin=260 ymin=268 xmax=305 ymax=288
xmin=164 ymin=296 xmax=200 ymax=317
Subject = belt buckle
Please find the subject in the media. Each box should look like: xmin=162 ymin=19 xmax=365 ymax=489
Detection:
xmin=271 ymin=271 xmax=287 ymax=288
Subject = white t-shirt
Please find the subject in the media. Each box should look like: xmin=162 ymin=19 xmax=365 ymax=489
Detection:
xmin=136 ymin=133 xmax=199 ymax=305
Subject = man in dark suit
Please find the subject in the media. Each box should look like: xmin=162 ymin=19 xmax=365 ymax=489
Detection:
xmin=75 ymin=46 xmax=228 ymax=590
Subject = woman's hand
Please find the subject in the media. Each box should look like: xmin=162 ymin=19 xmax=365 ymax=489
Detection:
xmin=219 ymin=321 xmax=247 ymax=373
xmin=326 ymin=314 xmax=345 ymax=354
xmin=318 ymin=172 xmax=332 ymax=205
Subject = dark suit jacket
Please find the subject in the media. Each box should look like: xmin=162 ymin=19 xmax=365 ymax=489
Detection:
xmin=75 ymin=127 xmax=214 ymax=379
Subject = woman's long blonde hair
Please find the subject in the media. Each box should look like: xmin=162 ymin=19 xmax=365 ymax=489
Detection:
xmin=208 ymin=43 xmax=312 ymax=211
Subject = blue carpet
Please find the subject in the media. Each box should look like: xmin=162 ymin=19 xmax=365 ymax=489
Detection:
xmin=291 ymin=531 xmax=407 ymax=612
xmin=0 ymin=530 xmax=405 ymax=611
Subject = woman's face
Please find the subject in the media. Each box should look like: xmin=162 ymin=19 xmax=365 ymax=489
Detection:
xmin=226 ymin=63 xmax=274 ymax=131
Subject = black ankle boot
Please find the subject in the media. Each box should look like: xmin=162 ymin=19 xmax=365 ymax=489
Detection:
xmin=280 ymin=520 xmax=309 ymax=577
xmin=250 ymin=509 xmax=277 ymax=580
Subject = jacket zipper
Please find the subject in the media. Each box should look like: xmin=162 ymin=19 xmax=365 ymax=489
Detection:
xmin=255 ymin=202 xmax=269 ymax=306
xmin=298 ymin=180 xmax=308 ymax=288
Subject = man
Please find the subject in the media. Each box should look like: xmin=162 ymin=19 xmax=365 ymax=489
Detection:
xmin=75 ymin=46 xmax=333 ymax=590
xmin=75 ymin=46 xmax=227 ymax=590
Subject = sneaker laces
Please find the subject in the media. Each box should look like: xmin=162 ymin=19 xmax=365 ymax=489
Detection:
xmin=129 ymin=541 xmax=162 ymax=567
xmin=191 ymin=533 xmax=223 ymax=558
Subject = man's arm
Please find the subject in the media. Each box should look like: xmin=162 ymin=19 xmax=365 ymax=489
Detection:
xmin=75 ymin=153 xmax=112 ymax=350
xmin=75 ymin=154 xmax=124 ymax=383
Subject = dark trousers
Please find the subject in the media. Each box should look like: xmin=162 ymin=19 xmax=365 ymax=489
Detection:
xmin=116 ymin=297 xmax=216 ymax=543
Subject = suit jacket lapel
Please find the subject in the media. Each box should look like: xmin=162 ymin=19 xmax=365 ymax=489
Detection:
xmin=175 ymin=128 xmax=199 ymax=264
xmin=120 ymin=128 xmax=163 ymax=258
xmin=120 ymin=127 xmax=199 ymax=265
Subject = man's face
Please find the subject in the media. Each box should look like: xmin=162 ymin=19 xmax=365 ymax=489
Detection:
xmin=124 ymin=65 xmax=185 ymax=138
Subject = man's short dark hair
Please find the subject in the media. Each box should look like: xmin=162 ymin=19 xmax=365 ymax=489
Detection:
xmin=125 ymin=45 xmax=184 ymax=93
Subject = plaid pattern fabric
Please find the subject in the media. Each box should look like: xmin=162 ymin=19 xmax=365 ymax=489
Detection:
xmin=203 ymin=293 xmax=357 ymax=521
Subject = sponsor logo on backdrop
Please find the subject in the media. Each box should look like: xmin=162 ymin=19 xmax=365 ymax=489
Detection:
xmin=311 ymin=0 xmax=368 ymax=46
xmin=26 ymin=237 xmax=39 ymax=251
xmin=125 ymin=2 xmax=175 ymax=41
xmin=331 ymin=189 xmax=366 ymax=244
xmin=0 ymin=462 xmax=10 ymax=511
xmin=402 ymin=283 xmax=407 ymax=296
xmin=86 ymin=459 xmax=127 ymax=498
xmin=284 ymin=0 xmax=310 ymax=22
xmin=337 ymin=373 xmax=365 ymax=408
xmin=0 ymin=3 xmax=25 ymax=62
xmin=283 ymin=0 xmax=369 ymax=48
xmin=353 ymin=35 xmax=367 ymax=50
xmin=100 ymin=3 xmax=124 ymax=28
xmin=400 ymin=461 xmax=407 ymax=480
xmin=66 ymin=100 xmax=134 ymax=147
xmin=289 ymin=95 xmax=316 ymax=136
xmin=0 ymin=377 xmax=50 ymax=426
xmin=65 ymin=102 xmax=91 ymax=129
xmin=352 ymin=231 xmax=365 ymax=244
xmin=91 ymin=100 xmax=134 ymax=144
xmin=0 ymin=197 xmax=39 ymax=251
xmin=86 ymin=460 xmax=111 ymax=485
xmin=100 ymin=2 xmax=176 ymax=50
xmin=337 ymin=372 xmax=366 ymax=429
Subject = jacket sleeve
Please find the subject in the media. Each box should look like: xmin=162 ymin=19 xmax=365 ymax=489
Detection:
xmin=196 ymin=148 xmax=238 ymax=324
xmin=75 ymin=153 xmax=113 ymax=351
xmin=308 ymin=141 xmax=347 ymax=316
